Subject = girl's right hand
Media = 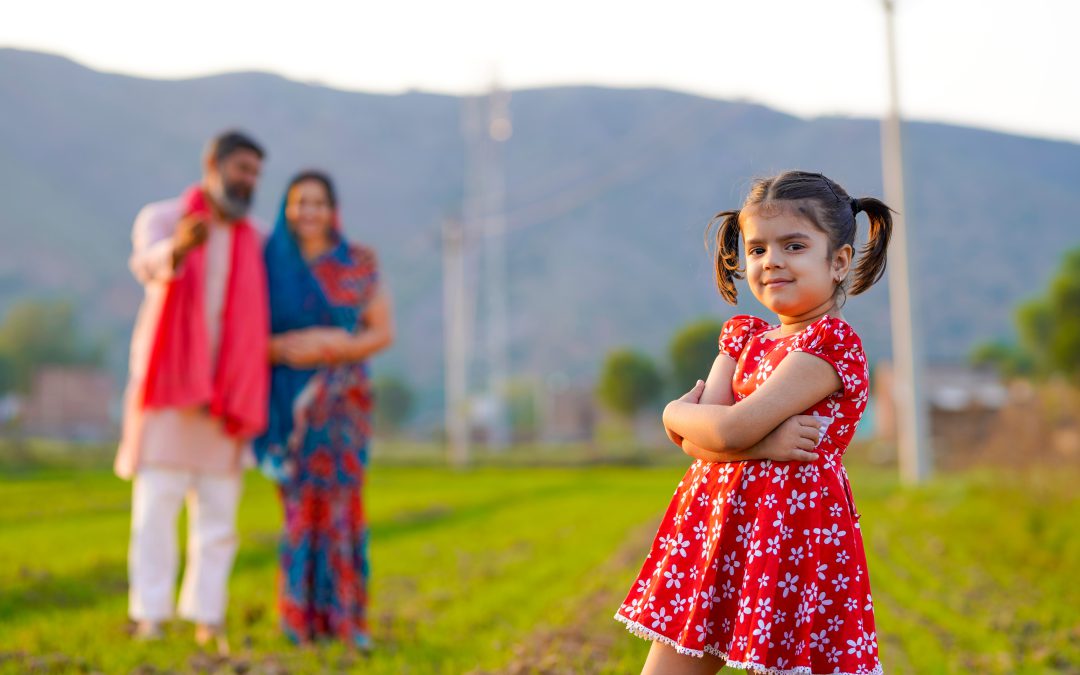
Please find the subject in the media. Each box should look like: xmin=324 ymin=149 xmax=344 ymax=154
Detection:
xmin=664 ymin=380 xmax=706 ymax=446
xmin=755 ymin=415 xmax=822 ymax=462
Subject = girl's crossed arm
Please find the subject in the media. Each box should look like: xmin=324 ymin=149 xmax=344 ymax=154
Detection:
xmin=664 ymin=351 xmax=841 ymax=454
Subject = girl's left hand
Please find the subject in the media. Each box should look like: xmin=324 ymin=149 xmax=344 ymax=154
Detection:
xmin=664 ymin=380 xmax=705 ymax=446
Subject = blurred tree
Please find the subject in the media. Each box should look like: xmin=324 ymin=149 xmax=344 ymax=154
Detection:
xmin=373 ymin=375 xmax=414 ymax=435
xmin=597 ymin=349 xmax=662 ymax=417
xmin=969 ymin=340 xmax=1035 ymax=379
xmin=669 ymin=318 xmax=725 ymax=389
xmin=971 ymin=247 xmax=1080 ymax=381
xmin=0 ymin=300 xmax=104 ymax=393
xmin=505 ymin=379 xmax=539 ymax=442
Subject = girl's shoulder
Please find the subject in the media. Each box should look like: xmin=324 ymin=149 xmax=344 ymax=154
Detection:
xmin=718 ymin=315 xmax=772 ymax=360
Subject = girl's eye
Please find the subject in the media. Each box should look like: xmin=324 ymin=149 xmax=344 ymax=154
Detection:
xmin=787 ymin=243 xmax=806 ymax=251
xmin=748 ymin=247 xmax=765 ymax=256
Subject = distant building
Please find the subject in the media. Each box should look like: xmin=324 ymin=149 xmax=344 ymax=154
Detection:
xmin=873 ymin=361 xmax=1008 ymax=458
xmin=540 ymin=383 xmax=597 ymax=443
xmin=22 ymin=366 xmax=115 ymax=440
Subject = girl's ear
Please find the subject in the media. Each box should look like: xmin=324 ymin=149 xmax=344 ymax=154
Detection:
xmin=833 ymin=243 xmax=854 ymax=282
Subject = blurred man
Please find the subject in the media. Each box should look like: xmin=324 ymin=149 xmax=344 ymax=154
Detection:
xmin=115 ymin=130 xmax=270 ymax=652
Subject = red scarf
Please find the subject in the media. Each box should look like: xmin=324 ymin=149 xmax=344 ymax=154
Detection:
xmin=141 ymin=185 xmax=269 ymax=438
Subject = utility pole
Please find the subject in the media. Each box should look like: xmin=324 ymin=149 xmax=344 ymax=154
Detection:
xmin=484 ymin=82 xmax=512 ymax=450
xmin=881 ymin=0 xmax=932 ymax=483
xmin=442 ymin=216 xmax=470 ymax=468
xmin=463 ymin=81 xmax=512 ymax=450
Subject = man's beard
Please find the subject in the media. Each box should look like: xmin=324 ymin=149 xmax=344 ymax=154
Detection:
xmin=208 ymin=179 xmax=253 ymax=220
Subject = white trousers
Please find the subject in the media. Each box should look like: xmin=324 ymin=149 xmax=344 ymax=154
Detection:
xmin=128 ymin=466 xmax=243 ymax=624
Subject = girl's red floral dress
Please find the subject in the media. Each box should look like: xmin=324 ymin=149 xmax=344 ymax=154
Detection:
xmin=615 ymin=314 xmax=882 ymax=675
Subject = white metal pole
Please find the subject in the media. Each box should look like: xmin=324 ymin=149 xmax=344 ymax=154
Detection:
xmin=443 ymin=217 xmax=470 ymax=468
xmin=881 ymin=0 xmax=932 ymax=483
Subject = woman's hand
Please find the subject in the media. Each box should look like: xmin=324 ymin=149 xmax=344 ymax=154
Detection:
xmin=664 ymin=380 xmax=705 ymax=447
xmin=754 ymin=415 xmax=822 ymax=463
xmin=270 ymin=328 xmax=351 ymax=368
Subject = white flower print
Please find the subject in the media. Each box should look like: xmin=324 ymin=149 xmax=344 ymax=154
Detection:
xmin=816 ymin=591 xmax=835 ymax=614
xmin=692 ymin=520 xmax=707 ymax=541
xmin=736 ymin=634 xmax=748 ymax=650
xmin=845 ymin=597 xmax=859 ymax=612
xmin=775 ymin=609 xmax=788 ymax=625
xmin=700 ymin=585 xmax=721 ymax=610
xmin=847 ymin=634 xmax=867 ymax=657
xmin=780 ymin=524 xmax=794 ymax=541
xmin=664 ymin=564 xmax=685 ymax=589
xmin=747 ymin=539 xmax=763 ymax=558
xmin=817 ymin=563 xmax=829 ymax=581
xmin=787 ymin=490 xmax=818 ymax=514
xmin=668 ymin=532 xmax=690 ymax=558
xmin=809 ymin=630 xmax=830 ymax=651
xmin=821 ymin=523 xmax=848 ymax=545
xmin=738 ymin=596 xmax=752 ymax=622
xmin=651 ymin=607 xmax=672 ymax=631
xmin=772 ymin=511 xmax=786 ymax=528
xmin=735 ymin=523 xmax=753 ymax=546
xmin=695 ymin=619 xmax=714 ymax=643
xmin=826 ymin=646 xmax=842 ymax=664
xmin=827 ymin=616 xmax=845 ymax=633
xmin=766 ymin=535 xmax=781 ymax=556
xmin=644 ymin=594 xmax=656 ymax=611
xmin=788 ymin=546 xmax=806 ymax=564
xmin=722 ymin=552 xmax=741 ymax=576
xmin=745 ymin=647 xmax=760 ymax=662
xmin=795 ymin=642 xmax=805 ymax=657
xmin=697 ymin=491 xmax=710 ymax=508
xmin=836 ymin=550 xmax=851 ymax=565
xmin=772 ymin=465 xmax=790 ymax=483
xmin=865 ymin=594 xmax=874 ymax=612
xmin=670 ymin=593 xmax=689 ymax=614
xmin=689 ymin=566 xmax=699 ymax=581
xmin=753 ymin=619 xmax=772 ymax=644
xmin=721 ymin=579 xmax=736 ymax=599
xmin=832 ymin=573 xmax=850 ymax=592
xmin=729 ymin=494 xmax=747 ymax=515
xmin=795 ymin=464 xmax=819 ymax=484
xmin=780 ymin=630 xmax=795 ymax=649
xmin=756 ymin=597 xmax=773 ymax=617
xmin=778 ymin=572 xmax=799 ymax=598
xmin=829 ymin=503 xmax=844 ymax=518
xmin=635 ymin=578 xmax=649 ymax=594
xmin=763 ymin=493 xmax=778 ymax=509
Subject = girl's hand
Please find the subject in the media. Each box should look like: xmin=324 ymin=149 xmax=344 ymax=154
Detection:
xmin=755 ymin=415 xmax=822 ymax=463
xmin=665 ymin=380 xmax=705 ymax=446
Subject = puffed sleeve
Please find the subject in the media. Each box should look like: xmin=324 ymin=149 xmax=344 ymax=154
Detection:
xmin=790 ymin=316 xmax=868 ymax=398
xmin=718 ymin=315 xmax=770 ymax=361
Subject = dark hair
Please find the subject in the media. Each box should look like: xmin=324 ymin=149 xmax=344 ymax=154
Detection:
xmin=286 ymin=169 xmax=338 ymax=208
xmin=207 ymin=130 xmax=265 ymax=163
xmin=705 ymin=170 xmax=893 ymax=305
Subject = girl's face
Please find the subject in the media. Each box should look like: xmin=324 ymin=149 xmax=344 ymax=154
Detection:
xmin=741 ymin=207 xmax=851 ymax=317
xmin=285 ymin=179 xmax=334 ymax=244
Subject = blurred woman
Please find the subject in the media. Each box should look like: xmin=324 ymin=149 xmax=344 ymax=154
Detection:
xmin=254 ymin=170 xmax=394 ymax=649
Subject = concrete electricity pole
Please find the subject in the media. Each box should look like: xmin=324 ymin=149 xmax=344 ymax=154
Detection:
xmin=881 ymin=0 xmax=932 ymax=483
xmin=442 ymin=216 xmax=470 ymax=468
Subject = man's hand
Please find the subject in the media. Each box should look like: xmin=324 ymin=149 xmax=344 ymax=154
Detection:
xmin=172 ymin=215 xmax=209 ymax=267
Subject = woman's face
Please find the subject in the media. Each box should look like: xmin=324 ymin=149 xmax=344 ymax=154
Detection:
xmin=286 ymin=179 xmax=334 ymax=244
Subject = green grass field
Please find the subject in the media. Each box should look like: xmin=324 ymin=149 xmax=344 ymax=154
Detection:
xmin=1 ymin=447 xmax=1078 ymax=674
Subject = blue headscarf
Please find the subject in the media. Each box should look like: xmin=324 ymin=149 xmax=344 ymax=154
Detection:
xmin=253 ymin=195 xmax=341 ymax=483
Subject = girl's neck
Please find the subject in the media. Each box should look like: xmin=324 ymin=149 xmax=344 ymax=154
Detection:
xmin=298 ymin=234 xmax=334 ymax=262
xmin=773 ymin=299 xmax=840 ymax=336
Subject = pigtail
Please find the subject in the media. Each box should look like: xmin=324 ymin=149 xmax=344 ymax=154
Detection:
xmin=849 ymin=196 xmax=894 ymax=295
xmin=704 ymin=209 xmax=743 ymax=304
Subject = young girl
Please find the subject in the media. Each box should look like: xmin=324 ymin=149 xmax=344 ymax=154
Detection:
xmin=615 ymin=171 xmax=888 ymax=675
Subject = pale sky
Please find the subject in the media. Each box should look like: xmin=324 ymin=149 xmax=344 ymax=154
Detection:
xmin=4 ymin=0 xmax=1079 ymax=144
